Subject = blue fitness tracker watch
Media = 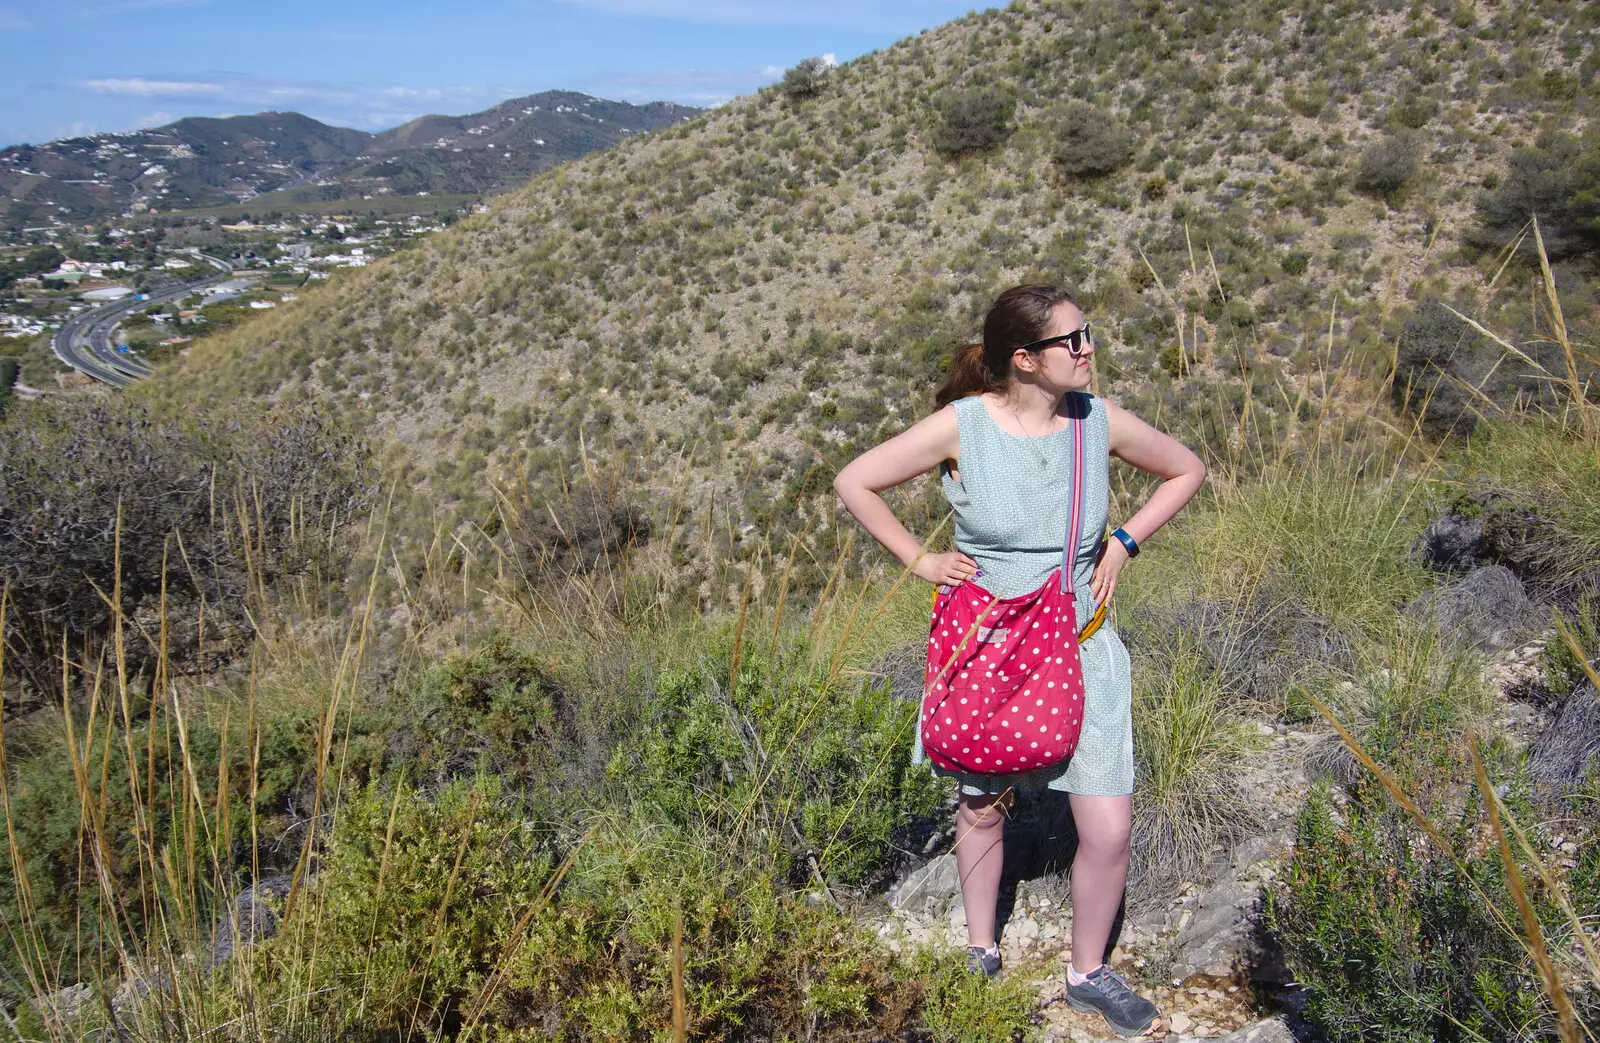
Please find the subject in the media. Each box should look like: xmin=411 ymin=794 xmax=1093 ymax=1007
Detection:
xmin=1111 ymin=527 xmax=1140 ymax=558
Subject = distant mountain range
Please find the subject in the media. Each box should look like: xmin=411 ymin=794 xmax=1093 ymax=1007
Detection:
xmin=1 ymin=91 xmax=699 ymax=226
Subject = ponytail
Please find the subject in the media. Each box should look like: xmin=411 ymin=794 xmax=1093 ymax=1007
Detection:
xmin=935 ymin=343 xmax=999 ymax=410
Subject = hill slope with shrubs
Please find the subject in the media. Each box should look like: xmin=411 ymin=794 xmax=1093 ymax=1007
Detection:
xmin=7 ymin=0 xmax=1600 ymax=1029
xmin=153 ymin=0 xmax=1596 ymax=585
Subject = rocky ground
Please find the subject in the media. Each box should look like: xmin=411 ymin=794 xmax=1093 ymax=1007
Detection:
xmin=870 ymin=735 xmax=1307 ymax=1042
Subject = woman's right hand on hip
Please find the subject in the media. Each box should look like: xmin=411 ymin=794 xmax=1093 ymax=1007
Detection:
xmin=913 ymin=551 xmax=980 ymax=586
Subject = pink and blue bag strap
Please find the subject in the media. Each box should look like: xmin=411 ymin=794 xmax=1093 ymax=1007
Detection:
xmin=1061 ymin=398 xmax=1085 ymax=593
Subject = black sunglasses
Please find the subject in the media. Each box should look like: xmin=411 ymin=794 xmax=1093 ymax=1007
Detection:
xmin=1017 ymin=322 xmax=1092 ymax=357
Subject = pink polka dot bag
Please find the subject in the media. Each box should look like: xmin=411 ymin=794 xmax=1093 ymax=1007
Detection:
xmin=920 ymin=410 xmax=1088 ymax=775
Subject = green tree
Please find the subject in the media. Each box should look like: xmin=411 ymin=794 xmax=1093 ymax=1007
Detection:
xmin=1475 ymin=127 xmax=1600 ymax=259
xmin=780 ymin=57 xmax=829 ymax=100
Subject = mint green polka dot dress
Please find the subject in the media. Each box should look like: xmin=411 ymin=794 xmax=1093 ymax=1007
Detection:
xmin=910 ymin=392 xmax=1135 ymax=797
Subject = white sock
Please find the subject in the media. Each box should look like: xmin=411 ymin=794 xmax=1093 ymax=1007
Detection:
xmin=1067 ymin=962 xmax=1100 ymax=985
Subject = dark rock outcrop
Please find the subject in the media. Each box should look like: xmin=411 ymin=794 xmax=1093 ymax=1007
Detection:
xmin=1529 ymin=683 xmax=1600 ymax=799
xmin=209 ymin=875 xmax=294 ymax=967
xmin=1404 ymin=564 xmax=1544 ymax=649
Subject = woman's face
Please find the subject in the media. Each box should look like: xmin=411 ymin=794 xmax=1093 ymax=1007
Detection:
xmin=1016 ymin=300 xmax=1094 ymax=393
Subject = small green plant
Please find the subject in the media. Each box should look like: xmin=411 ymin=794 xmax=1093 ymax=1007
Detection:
xmin=917 ymin=950 xmax=1036 ymax=1043
xmin=1541 ymin=596 xmax=1600 ymax=701
xmin=1269 ymin=778 xmax=1549 ymax=1043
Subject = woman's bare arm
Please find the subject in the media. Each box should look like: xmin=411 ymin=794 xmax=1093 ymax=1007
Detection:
xmin=1087 ymin=400 xmax=1207 ymax=607
xmin=1104 ymin=400 xmax=1206 ymax=542
xmin=833 ymin=406 xmax=978 ymax=585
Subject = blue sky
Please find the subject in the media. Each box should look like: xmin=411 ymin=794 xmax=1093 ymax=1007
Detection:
xmin=0 ymin=0 xmax=976 ymax=148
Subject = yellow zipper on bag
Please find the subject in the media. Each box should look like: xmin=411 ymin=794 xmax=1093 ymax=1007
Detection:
xmin=931 ymin=586 xmax=1107 ymax=639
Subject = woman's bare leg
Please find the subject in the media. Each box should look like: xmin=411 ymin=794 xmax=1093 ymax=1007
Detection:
xmin=954 ymin=790 xmax=1010 ymax=948
xmin=1067 ymin=792 xmax=1132 ymax=972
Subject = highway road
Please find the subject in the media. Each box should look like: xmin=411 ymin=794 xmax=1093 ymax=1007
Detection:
xmin=51 ymin=253 xmax=234 ymax=388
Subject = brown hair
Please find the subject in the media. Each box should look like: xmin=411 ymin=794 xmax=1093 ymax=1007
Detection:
xmin=933 ymin=284 xmax=1078 ymax=409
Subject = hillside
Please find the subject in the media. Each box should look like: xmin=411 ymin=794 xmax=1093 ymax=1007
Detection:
xmin=0 ymin=92 xmax=698 ymax=224
xmin=6 ymin=1 xmax=1600 ymax=1036
xmin=158 ymin=0 xmax=1598 ymax=576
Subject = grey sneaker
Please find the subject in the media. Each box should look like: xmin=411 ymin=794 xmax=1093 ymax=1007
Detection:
xmin=966 ymin=945 xmax=1002 ymax=978
xmin=1065 ymin=964 xmax=1160 ymax=1037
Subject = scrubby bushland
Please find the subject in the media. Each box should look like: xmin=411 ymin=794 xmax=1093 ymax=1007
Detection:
xmin=503 ymin=476 xmax=652 ymax=585
xmin=1475 ymin=127 xmax=1600 ymax=259
xmin=1046 ymin=101 xmax=1134 ymax=179
xmin=0 ymin=396 xmax=372 ymax=695
xmin=1266 ymin=415 xmax=1600 ymax=1043
xmin=2 ymin=608 xmax=1004 ymax=1040
xmin=184 ymin=776 xmax=1031 ymax=1043
xmin=1271 ymin=672 xmax=1600 ymax=1043
xmin=930 ymin=86 xmax=1015 ymax=155
xmin=1355 ymin=130 xmax=1422 ymax=200
xmin=0 ymin=357 xmax=15 ymax=419
xmin=1389 ymin=297 xmax=1576 ymax=438
xmin=152 ymin=0 xmax=1596 ymax=581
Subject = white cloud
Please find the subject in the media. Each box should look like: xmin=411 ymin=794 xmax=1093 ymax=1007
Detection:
xmin=542 ymin=0 xmax=967 ymax=32
xmin=579 ymin=64 xmax=785 ymax=107
xmin=63 ymin=73 xmax=525 ymax=118
xmin=77 ymin=77 xmax=227 ymax=97
xmin=135 ymin=109 xmax=175 ymax=127
xmin=55 ymin=73 xmax=573 ymax=133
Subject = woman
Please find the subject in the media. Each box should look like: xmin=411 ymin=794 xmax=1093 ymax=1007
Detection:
xmin=833 ymin=284 xmax=1204 ymax=1038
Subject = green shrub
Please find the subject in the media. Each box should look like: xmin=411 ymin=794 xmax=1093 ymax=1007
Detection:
xmin=1391 ymin=296 xmax=1495 ymax=436
xmin=930 ymin=87 xmax=1016 ymax=155
xmin=1047 ymin=101 xmax=1134 ymax=178
xmin=1355 ymin=130 xmax=1423 ymax=199
xmin=401 ymin=634 xmax=603 ymax=790
xmin=781 ymin=57 xmax=830 ymax=101
xmin=0 ymin=397 xmax=372 ymax=691
xmin=1540 ymin=596 xmax=1599 ymax=701
xmin=1474 ymin=127 xmax=1600 ymax=259
xmin=1388 ymin=94 xmax=1438 ymax=129
xmin=918 ymin=950 xmax=1036 ymax=1042
xmin=1268 ymin=772 xmax=1587 ymax=1042
xmin=230 ymin=778 xmax=933 ymax=1041
xmin=619 ymin=651 xmax=943 ymax=884
xmin=283 ymin=775 xmax=554 ymax=1033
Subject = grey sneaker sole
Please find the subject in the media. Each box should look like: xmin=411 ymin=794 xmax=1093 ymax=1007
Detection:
xmin=1065 ymin=993 xmax=1158 ymax=1038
